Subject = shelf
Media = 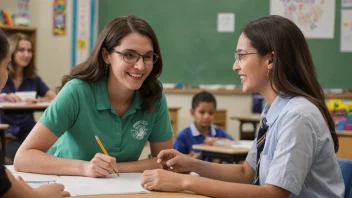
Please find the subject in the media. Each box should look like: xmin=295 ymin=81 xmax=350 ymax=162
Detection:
xmin=0 ymin=25 xmax=36 ymax=32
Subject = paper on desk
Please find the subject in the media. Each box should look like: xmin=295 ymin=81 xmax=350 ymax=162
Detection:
xmin=59 ymin=173 xmax=149 ymax=196
xmin=6 ymin=165 xmax=60 ymax=188
xmin=214 ymin=140 xmax=253 ymax=149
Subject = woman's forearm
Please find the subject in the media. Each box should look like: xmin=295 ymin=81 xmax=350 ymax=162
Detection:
xmin=191 ymin=160 xmax=252 ymax=183
xmin=14 ymin=149 xmax=86 ymax=176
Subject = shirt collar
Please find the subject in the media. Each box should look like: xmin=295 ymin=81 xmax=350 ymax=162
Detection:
xmin=261 ymin=95 xmax=291 ymax=127
xmin=95 ymin=76 xmax=142 ymax=111
xmin=190 ymin=123 xmax=217 ymax=137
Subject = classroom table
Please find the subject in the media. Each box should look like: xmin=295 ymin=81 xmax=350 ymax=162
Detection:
xmin=0 ymin=102 xmax=50 ymax=111
xmin=0 ymin=124 xmax=9 ymax=162
xmin=76 ymin=192 xmax=208 ymax=198
xmin=230 ymin=116 xmax=260 ymax=140
xmin=336 ymin=130 xmax=352 ymax=160
xmin=192 ymin=144 xmax=250 ymax=163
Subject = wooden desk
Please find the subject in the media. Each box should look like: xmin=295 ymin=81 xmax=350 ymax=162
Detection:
xmin=214 ymin=109 xmax=227 ymax=131
xmin=230 ymin=116 xmax=260 ymax=140
xmin=336 ymin=130 xmax=352 ymax=160
xmin=192 ymin=144 xmax=249 ymax=163
xmin=169 ymin=107 xmax=181 ymax=136
xmin=0 ymin=124 xmax=9 ymax=162
xmin=0 ymin=102 xmax=49 ymax=111
xmin=77 ymin=192 xmax=207 ymax=198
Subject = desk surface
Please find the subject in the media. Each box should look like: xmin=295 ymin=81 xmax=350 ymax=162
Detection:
xmin=336 ymin=130 xmax=352 ymax=137
xmin=230 ymin=116 xmax=260 ymax=122
xmin=0 ymin=102 xmax=49 ymax=110
xmin=192 ymin=144 xmax=249 ymax=154
xmin=77 ymin=192 xmax=207 ymax=198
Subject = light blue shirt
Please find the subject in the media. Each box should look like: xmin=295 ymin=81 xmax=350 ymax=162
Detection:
xmin=246 ymin=95 xmax=344 ymax=197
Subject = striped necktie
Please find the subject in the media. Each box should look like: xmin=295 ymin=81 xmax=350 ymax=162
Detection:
xmin=253 ymin=117 xmax=269 ymax=185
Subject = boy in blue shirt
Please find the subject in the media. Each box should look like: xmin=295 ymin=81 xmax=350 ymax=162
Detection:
xmin=173 ymin=91 xmax=234 ymax=161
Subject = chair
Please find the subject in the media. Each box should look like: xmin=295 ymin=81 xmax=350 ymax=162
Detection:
xmin=338 ymin=158 xmax=352 ymax=198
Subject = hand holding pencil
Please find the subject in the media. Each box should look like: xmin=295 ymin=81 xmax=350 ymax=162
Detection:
xmin=82 ymin=136 xmax=120 ymax=178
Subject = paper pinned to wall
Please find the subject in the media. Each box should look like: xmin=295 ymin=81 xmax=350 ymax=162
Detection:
xmin=217 ymin=13 xmax=235 ymax=32
xmin=342 ymin=0 xmax=352 ymax=8
xmin=59 ymin=173 xmax=149 ymax=196
xmin=340 ymin=10 xmax=352 ymax=52
xmin=270 ymin=0 xmax=336 ymax=39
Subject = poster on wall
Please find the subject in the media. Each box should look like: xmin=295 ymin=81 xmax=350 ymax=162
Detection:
xmin=340 ymin=10 xmax=352 ymax=52
xmin=72 ymin=0 xmax=98 ymax=66
xmin=53 ymin=0 xmax=66 ymax=36
xmin=15 ymin=0 xmax=30 ymax=26
xmin=342 ymin=0 xmax=352 ymax=8
xmin=270 ymin=0 xmax=335 ymax=39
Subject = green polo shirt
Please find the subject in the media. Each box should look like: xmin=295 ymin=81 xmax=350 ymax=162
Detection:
xmin=40 ymin=77 xmax=173 ymax=161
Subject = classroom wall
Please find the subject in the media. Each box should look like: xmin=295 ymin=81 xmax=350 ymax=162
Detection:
xmin=0 ymin=0 xmax=71 ymax=90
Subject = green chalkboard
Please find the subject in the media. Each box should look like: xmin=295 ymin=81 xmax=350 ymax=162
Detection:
xmin=99 ymin=0 xmax=351 ymax=88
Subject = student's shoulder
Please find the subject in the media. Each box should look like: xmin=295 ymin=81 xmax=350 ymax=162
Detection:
xmin=284 ymin=96 xmax=322 ymax=119
xmin=63 ymin=78 xmax=93 ymax=90
xmin=176 ymin=126 xmax=192 ymax=138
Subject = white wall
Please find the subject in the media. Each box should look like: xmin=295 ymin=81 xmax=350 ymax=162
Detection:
xmin=0 ymin=0 xmax=72 ymax=90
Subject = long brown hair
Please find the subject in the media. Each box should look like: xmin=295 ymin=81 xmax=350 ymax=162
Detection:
xmin=8 ymin=33 xmax=37 ymax=79
xmin=58 ymin=15 xmax=163 ymax=112
xmin=243 ymin=15 xmax=338 ymax=152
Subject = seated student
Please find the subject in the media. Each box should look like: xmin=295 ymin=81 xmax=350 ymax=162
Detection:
xmin=0 ymin=29 xmax=69 ymax=198
xmin=173 ymin=91 xmax=234 ymax=160
xmin=141 ymin=15 xmax=344 ymax=198
xmin=13 ymin=15 xmax=173 ymax=177
xmin=0 ymin=33 xmax=56 ymax=162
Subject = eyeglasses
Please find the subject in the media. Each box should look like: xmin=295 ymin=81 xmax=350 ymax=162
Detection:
xmin=234 ymin=52 xmax=257 ymax=64
xmin=111 ymin=50 xmax=159 ymax=65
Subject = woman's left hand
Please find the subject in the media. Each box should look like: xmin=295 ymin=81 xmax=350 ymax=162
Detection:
xmin=141 ymin=169 xmax=186 ymax=192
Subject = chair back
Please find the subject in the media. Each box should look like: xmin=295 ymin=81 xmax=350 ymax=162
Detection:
xmin=338 ymin=158 xmax=352 ymax=198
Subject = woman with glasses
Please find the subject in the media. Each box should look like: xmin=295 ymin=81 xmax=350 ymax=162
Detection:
xmin=13 ymin=15 xmax=173 ymax=177
xmin=0 ymin=33 xmax=56 ymax=163
xmin=141 ymin=15 xmax=344 ymax=198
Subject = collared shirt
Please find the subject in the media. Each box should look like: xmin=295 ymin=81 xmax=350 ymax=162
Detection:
xmin=0 ymin=77 xmax=49 ymax=136
xmin=173 ymin=123 xmax=234 ymax=160
xmin=246 ymin=95 xmax=344 ymax=197
xmin=41 ymin=77 xmax=173 ymax=161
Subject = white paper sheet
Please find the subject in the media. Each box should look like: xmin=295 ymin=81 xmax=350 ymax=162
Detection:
xmin=59 ymin=173 xmax=149 ymax=196
xmin=270 ymin=0 xmax=336 ymax=38
xmin=6 ymin=166 xmax=148 ymax=196
xmin=340 ymin=10 xmax=352 ymax=52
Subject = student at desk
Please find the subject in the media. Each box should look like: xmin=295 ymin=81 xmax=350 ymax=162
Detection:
xmin=0 ymin=30 xmax=69 ymax=198
xmin=0 ymin=33 xmax=56 ymax=162
xmin=14 ymin=15 xmax=173 ymax=177
xmin=173 ymin=91 xmax=234 ymax=161
xmin=141 ymin=15 xmax=344 ymax=198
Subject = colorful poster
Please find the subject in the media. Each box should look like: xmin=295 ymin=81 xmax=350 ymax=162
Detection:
xmin=16 ymin=0 xmax=30 ymax=26
xmin=270 ymin=0 xmax=335 ymax=39
xmin=53 ymin=0 xmax=66 ymax=36
xmin=72 ymin=0 xmax=97 ymax=66
xmin=342 ymin=0 xmax=352 ymax=8
xmin=340 ymin=10 xmax=352 ymax=52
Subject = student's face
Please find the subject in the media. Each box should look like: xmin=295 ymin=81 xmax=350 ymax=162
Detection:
xmin=0 ymin=52 xmax=10 ymax=89
xmin=104 ymin=33 xmax=154 ymax=91
xmin=233 ymin=33 xmax=271 ymax=93
xmin=13 ymin=40 xmax=33 ymax=68
xmin=191 ymin=102 xmax=216 ymax=128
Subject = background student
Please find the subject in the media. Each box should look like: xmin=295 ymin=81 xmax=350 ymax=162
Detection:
xmin=0 ymin=29 xmax=69 ymax=198
xmin=13 ymin=15 xmax=173 ymax=177
xmin=0 ymin=33 xmax=56 ymax=163
xmin=141 ymin=15 xmax=344 ymax=198
xmin=173 ymin=91 xmax=234 ymax=160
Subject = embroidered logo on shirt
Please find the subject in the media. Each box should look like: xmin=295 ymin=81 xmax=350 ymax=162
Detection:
xmin=131 ymin=120 xmax=149 ymax=140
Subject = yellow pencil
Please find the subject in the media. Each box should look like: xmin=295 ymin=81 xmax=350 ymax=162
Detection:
xmin=95 ymin=135 xmax=120 ymax=176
